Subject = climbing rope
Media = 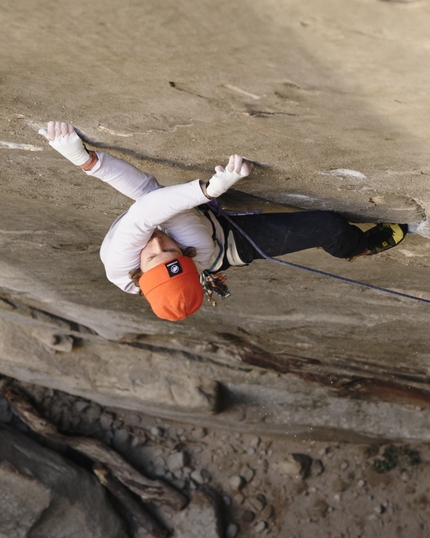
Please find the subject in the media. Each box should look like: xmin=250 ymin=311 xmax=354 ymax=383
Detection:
xmin=209 ymin=200 xmax=430 ymax=306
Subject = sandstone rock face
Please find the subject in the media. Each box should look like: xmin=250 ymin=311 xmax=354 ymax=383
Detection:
xmin=2 ymin=296 xmax=430 ymax=443
xmin=0 ymin=424 xmax=127 ymax=538
xmin=1 ymin=0 xmax=430 ymax=443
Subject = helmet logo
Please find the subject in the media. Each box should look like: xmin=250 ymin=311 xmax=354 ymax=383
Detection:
xmin=166 ymin=259 xmax=183 ymax=277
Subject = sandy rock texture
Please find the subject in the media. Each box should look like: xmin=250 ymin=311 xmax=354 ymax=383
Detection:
xmin=2 ymin=380 xmax=430 ymax=538
xmin=2 ymin=0 xmax=430 ymax=443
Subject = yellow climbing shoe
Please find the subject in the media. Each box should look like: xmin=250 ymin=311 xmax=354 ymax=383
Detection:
xmin=348 ymin=223 xmax=408 ymax=261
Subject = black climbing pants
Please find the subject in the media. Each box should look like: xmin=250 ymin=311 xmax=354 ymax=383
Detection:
xmin=226 ymin=211 xmax=368 ymax=263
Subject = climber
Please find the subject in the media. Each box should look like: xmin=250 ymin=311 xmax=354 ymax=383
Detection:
xmin=39 ymin=122 xmax=408 ymax=321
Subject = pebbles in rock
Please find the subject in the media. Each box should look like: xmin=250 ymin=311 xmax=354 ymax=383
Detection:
xmin=191 ymin=470 xmax=204 ymax=485
xmin=126 ymin=413 xmax=141 ymax=426
xmin=130 ymin=435 xmax=143 ymax=448
xmin=173 ymin=469 xmax=184 ymax=480
xmin=275 ymin=457 xmax=303 ymax=478
xmin=201 ymin=468 xmax=212 ymax=483
xmin=291 ymin=453 xmax=313 ymax=478
xmin=192 ymin=427 xmax=207 ymax=439
xmin=261 ymin=504 xmax=275 ymax=520
xmin=255 ymin=520 xmax=267 ymax=533
xmin=7 ymin=377 xmax=421 ymax=538
xmin=240 ymin=464 xmax=255 ymax=483
xmin=233 ymin=492 xmax=245 ymax=505
xmin=172 ymin=490 xmax=221 ymax=538
xmin=150 ymin=426 xmax=163 ymax=437
xmin=242 ymin=510 xmax=255 ymax=522
xmin=374 ymin=504 xmax=385 ymax=514
xmin=99 ymin=411 xmax=115 ymax=430
xmin=332 ymin=476 xmax=350 ymax=493
xmin=112 ymin=428 xmax=130 ymax=448
xmin=311 ymin=459 xmax=325 ymax=477
xmin=242 ymin=434 xmax=261 ymax=448
xmin=311 ymin=499 xmax=329 ymax=519
xmin=74 ymin=401 xmax=89 ymax=413
xmin=182 ymin=466 xmax=192 ymax=478
xmin=229 ymin=475 xmax=246 ymax=491
xmin=167 ymin=451 xmax=186 ymax=473
xmin=82 ymin=403 xmax=102 ymax=423
xmin=248 ymin=494 xmax=266 ymax=512
xmin=226 ymin=522 xmax=239 ymax=538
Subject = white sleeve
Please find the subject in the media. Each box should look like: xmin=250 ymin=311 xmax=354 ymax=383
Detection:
xmin=101 ymin=179 xmax=211 ymax=292
xmin=85 ymin=152 xmax=161 ymax=200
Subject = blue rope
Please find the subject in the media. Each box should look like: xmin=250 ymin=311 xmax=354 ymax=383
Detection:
xmin=208 ymin=200 xmax=430 ymax=306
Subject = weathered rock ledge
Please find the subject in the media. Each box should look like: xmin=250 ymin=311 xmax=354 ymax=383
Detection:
xmin=2 ymin=289 xmax=430 ymax=444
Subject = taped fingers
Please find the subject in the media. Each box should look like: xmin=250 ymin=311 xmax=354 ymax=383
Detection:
xmin=226 ymin=154 xmax=236 ymax=172
xmin=47 ymin=121 xmax=57 ymax=141
xmin=60 ymin=122 xmax=74 ymax=136
xmin=233 ymin=154 xmax=243 ymax=174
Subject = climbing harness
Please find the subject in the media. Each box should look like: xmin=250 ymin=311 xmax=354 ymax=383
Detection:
xmin=205 ymin=199 xmax=430 ymax=307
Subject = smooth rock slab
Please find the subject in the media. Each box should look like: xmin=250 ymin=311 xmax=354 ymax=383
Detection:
xmin=0 ymin=424 xmax=127 ymax=538
xmin=0 ymin=463 xmax=51 ymax=538
xmin=0 ymin=309 xmax=220 ymax=417
xmin=172 ymin=490 xmax=222 ymax=538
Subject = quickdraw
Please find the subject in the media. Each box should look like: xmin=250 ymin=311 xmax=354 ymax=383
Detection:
xmin=201 ymin=271 xmax=231 ymax=306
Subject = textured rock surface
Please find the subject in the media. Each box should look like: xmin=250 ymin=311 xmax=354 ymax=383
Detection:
xmin=1 ymin=0 xmax=430 ymax=442
xmin=0 ymin=463 xmax=51 ymax=538
xmin=172 ymin=490 xmax=222 ymax=538
xmin=0 ymin=424 xmax=127 ymax=538
xmin=3 ymin=380 xmax=430 ymax=538
xmin=2 ymin=299 xmax=430 ymax=442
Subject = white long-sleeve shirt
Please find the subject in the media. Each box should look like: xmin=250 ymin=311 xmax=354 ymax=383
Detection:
xmin=86 ymin=152 xmax=243 ymax=294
